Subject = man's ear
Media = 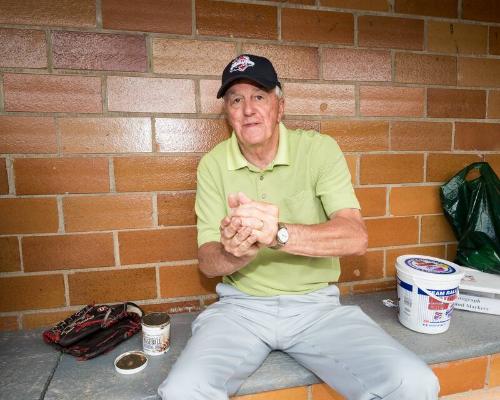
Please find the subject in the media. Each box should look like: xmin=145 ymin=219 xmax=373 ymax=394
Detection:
xmin=278 ymin=98 xmax=285 ymax=122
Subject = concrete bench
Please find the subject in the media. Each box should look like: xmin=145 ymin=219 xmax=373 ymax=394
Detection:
xmin=2 ymin=290 xmax=500 ymax=400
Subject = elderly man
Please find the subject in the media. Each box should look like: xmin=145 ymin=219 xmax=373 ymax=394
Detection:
xmin=158 ymin=54 xmax=439 ymax=400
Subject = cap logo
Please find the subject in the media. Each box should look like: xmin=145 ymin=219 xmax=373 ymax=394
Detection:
xmin=229 ymin=55 xmax=255 ymax=73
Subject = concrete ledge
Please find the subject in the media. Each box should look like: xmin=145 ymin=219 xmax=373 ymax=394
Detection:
xmin=2 ymin=290 xmax=500 ymax=400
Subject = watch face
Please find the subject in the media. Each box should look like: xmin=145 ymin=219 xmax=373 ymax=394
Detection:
xmin=277 ymin=227 xmax=289 ymax=244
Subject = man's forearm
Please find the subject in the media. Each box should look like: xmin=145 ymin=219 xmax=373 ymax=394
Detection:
xmin=198 ymin=242 xmax=256 ymax=278
xmin=280 ymin=210 xmax=368 ymax=258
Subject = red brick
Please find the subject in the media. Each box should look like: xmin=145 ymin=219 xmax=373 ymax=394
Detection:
xmin=0 ymin=237 xmax=20 ymax=272
xmin=395 ymin=0 xmax=458 ymax=17
xmin=23 ymin=233 xmax=115 ymax=272
xmin=0 ymin=317 xmax=18 ymax=331
xmin=427 ymin=89 xmax=486 ymax=118
xmin=0 ymin=275 xmax=65 ymax=312
xmin=69 ymin=268 xmax=156 ymax=305
xmin=311 ymin=383 xmax=346 ymax=400
xmin=284 ymin=120 xmax=321 ymax=132
xmin=463 ymin=0 xmax=500 ymax=23
xmin=158 ymin=192 xmax=196 ymax=226
xmin=284 ymin=83 xmax=355 ymax=116
xmin=360 ymin=154 xmax=424 ymax=184
xmin=360 ymin=86 xmax=424 ymax=117
xmin=107 ymin=76 xmax=195 ymax=113
xmin=155 ymin=119 xmax=231 ymax=153
xmin=391 ymin=122 xmax=452 ymax=151
xmin=102 ymin=0 xmax=191 ymax=34
xmin=0 ymin=158 xmax=8 ymax=194
xmin=427 ymin=153 xmax=483 ymax=183
xmin=59 ymin=118 xmax=152 ymax=154
xmin=365 ymin=217 xmax=419 ymax=247
xmin=491 ymin=353 xmax=500 ymax=387
xmin=355 ymin=187 xmax=386 ymax=217
xmin=351 ymin=280 xmax=396 ymax=294
xmin=232 ymin=386 xmax=308 ymax=400
xmin=114 ymin=156 xmax=199 ymax=192
xmin=488 ymin=90 xmax=500 ymax=118
xmin=160 ymin=264 xmax=220 ymax=297
xmin=421 ymin=215 xmax=456 ymax=243
xmin=386 ymin=245 xmax=446 ymax=277
xmin=282 ymin=8 xmax=353 ymax=45
xmin=0 ymin=116 xmax=57 ymax=154
xmin=200 ymin=80 xmax=225 ymax=114
xmin=52 ymin=31 xmax=147 ymax=72
xmin=428 ymin=22 xmax=487 ymax=55
xmin=339 ymin=251 xmax=384 ymax=282
xmin=63 ymin=194 xmax=153 ymax=232
xmin=358 ymin=16 xmax=423 ymax=50
xmin=395 ymin=53 xmax=457 ymax=85
xmin=455 ymin=123 xmax=500 ymax=151
xmin=153 ymin=39 xmax=235 ymax=75
xmin=197 ymin=0 xmax=277 ymax=40
xmin=320 ymin=0 xmax=388 ymax=11
xmin=458 ymin=58 xmax=500 ymax=87
xmin=0 ymin=198 xmax=58 ymax=234
xmin=4 ymin=74 xmax=102 ymax=113
xmin=0 ymin=28 xmax=47 ymax=68
xmin=390 ymin=185 xmax=442 ymax=216
xmin=119 ymin=227 xmax=197 ymax=265
xmin=322 ymin=48 xmax=391 ymax=81
xmin=14 ymin=158 xmax=109 ymax=195
xmin=23 ymin=310 xmax=74 ymax=330
xmin=0 ymin=0 xmax=96 ymax=27
xmin=321 ymin=120 xmax=388 ymax=152
xmin=491 ymin=27 xmax=500 ymax=55
xmin=242 ymin=44 xmax=319 ymax=80
xmin=432 ymin=357 xmax=488 ymax=395
xmin=485 ymin=154 xmax=500 ymax=176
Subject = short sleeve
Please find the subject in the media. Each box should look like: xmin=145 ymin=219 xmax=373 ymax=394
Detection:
xmin=315 ymin=135 xmax=360 ymax=216
xmin=195 ymin=155 xmax=226 ymax=247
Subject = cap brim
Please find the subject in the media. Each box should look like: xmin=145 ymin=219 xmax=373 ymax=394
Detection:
xmin=216 ymin=75 xmax=281 ymax=98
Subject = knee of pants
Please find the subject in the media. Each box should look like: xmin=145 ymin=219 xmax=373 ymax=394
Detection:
xmin=157 ymin=370 xmax=227 ymax=400
xmin=387 ymin=363 xmax=440 ymax=400
xmin=158 ymin=375 xmax=198 ymax=400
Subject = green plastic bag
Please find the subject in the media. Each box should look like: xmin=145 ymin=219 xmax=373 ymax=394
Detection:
xmin=440 ymin=162 xmax=500 ymax=274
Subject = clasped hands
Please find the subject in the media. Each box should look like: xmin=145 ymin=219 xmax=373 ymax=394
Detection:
xmin=220 ymin=192 xmax=279 ymax=258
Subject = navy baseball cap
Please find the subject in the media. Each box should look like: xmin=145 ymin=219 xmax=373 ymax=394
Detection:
xmin=217 ymin=54 xmax=281 ymax=99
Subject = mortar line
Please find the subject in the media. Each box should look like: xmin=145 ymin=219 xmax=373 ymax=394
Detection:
xmin=0 ymin=73 xmax=4 ymax=111
xmin=45 ymin=29 xmax=53 ymax=73
xmin=18 ymin=235 xmax=24 ymax=273
xmin=151 ymin=116 xmax=157 ymax=152
xmin=277 ymin=5 xmax=282 ymax=42
xmin=96 ymin=0 xmax=103 ymax=29
xmin=63 ymin=273 xmax=70 ymax=307
xmin=152 ymin=192 xmax=159 ymax=227
xmin=39 ymin=352 xmax=63 ymax=400
xmin=156 ymin=265 xmax=161 ymax=299
xmin=113 ymin=231 xmax=121 ymax=266
xmin=54 ymin=116 xmax=62 ymax=156
xmin=147 ymin=34 xmax=153 ymax=73
xmin=354 ymin=13 xmax=358 ymax=47
xmin=101 ymin=75 xmax=107 ymax=113
xmin=57 ymin=196 xmax=65 ymax=233
xmin=192 ymin=0 xmax=196 ymax=36
xmin=6 ymin=156 xmax=15 ymax=195
xmin=108 ymin=156 xmax=116 ymax=192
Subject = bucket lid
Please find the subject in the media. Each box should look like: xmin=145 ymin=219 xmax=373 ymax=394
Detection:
xmin=396 ymin=255 xmax=463 ymax=281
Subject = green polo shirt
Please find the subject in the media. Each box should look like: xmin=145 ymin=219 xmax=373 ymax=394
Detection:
xmin=195 ymin=122 xmax=360 ymax=296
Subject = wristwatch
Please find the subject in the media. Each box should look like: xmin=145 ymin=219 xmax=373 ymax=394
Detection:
xmin=271 ymin=223 xmax=289 ymax=249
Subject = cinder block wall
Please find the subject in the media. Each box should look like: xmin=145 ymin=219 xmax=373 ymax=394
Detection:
xmin=0 ymin=0 xmax=499 ymax=331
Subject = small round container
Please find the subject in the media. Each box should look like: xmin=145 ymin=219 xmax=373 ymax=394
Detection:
xmin=142 ymin=312 xmax=171 ymax=356
xmin=396 ymin=255 xmax=463 ymax=334
xmin=114 ymin=351 xmax=148 ymax=374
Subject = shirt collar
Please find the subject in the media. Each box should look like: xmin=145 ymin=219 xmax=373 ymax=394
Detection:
xmin=226 ymin=122 xmax=290 ymax=171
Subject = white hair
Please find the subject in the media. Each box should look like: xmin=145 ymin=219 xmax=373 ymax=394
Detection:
xmin=275 ymin=86 xmax=284 ymax=99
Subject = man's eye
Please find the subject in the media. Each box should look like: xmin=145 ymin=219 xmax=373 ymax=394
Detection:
xmin=255 ymin=95 xmax=264 ymax=100
xmin=232 ymin=98 xmax=241 ymax=104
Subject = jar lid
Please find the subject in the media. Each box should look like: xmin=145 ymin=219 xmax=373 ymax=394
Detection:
xmin=114 ymin=351 xmax=148 ymax=375
xmin=142 ymin=312 xmax=170 ymax=328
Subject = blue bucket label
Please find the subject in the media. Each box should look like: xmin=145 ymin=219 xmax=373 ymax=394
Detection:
xmin=404 ymin=257 xmax=456 ymax=274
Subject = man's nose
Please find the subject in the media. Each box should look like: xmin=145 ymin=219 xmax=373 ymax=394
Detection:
xmin=243 ymin=99 xmax=255 ymax=115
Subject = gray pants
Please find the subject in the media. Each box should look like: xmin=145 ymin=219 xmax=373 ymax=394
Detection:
xmin=158 ymin=283 xmax=439 ymax=400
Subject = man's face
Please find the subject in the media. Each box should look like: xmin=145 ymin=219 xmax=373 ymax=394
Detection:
xmin=224 ymin=81 xmax=284 ymax=150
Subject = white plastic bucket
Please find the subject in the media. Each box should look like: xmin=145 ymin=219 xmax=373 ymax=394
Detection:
xmin=396 ymin=255 xmax=463 ymax=334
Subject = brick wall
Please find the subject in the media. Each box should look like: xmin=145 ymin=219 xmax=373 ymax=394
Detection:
xmin=0 ymin=0 xmax=499 ymax=331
